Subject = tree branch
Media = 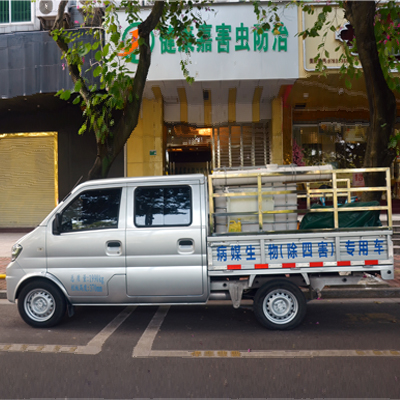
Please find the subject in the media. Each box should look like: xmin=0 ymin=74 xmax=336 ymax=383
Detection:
xmin=51 ymin=0 xmax=91 ymax=103
xmin=111 ymin=1 xmax=166 ymax=155
xmin=52 ymin=0 xmax=69 ymax=31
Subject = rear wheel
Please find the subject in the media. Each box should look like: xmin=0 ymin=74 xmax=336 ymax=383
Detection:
xmin=18 ymin=280 xmax=66 ymax=328
xmin=254 ymin=280 xmax=306 ymax=330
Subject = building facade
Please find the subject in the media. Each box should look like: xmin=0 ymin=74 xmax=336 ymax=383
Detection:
xmin=2 ymin=1 xmax=400 ymax=228
xmin=0 ymin=0 xmax=123 ymax=228
xmin=119 ymin=2 xmax=299 ymax=177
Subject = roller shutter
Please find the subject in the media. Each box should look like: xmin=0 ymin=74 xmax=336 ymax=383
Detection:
xmin=0 ymin=134 xmax=57 ymax=228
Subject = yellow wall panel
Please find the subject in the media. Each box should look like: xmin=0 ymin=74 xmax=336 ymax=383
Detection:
xmin=177 ymin=88 xmax=188 ymax=123
xmin=228 ymin=88 xmax=237 ymax=123
xmin=271 ymin=97 xmax=283 ymax=165
xmin=0 ymin=133 xmax=57 ymax=228
xmin=126 ymin=95 xmax=164 ymax=177
xmin=204 ymin=90 xmax=212 ymax=126
xmin=252 ymin=87 xmax=263 ymax=122
xmin=127 ymin=162 xmax=144 ymax=177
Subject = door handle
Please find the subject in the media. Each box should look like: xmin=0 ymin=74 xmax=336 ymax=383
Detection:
xmin=106 ymin=241 xmax=122 ymax=256
xmin=179 ymin=239 xmax=193 ymax=246
xmin=107 ymin=241 xmax=121 ymax=248
xmin=178 ymin=239 xmax=194 ymax=254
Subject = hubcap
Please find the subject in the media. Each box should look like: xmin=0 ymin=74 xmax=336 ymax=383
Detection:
xmin=263 ymin=289 xmax=298 ymax=325
xmin=24 ymin=289 xmax=56 ymax=322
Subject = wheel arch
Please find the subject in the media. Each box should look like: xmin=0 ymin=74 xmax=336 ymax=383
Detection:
xmin=15 ymin=273 xmax=69 ymax=301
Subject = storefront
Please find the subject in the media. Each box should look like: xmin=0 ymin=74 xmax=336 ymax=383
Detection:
xmin=117 ymin=2 xmax=300 ymax=176
xmin=289 ymin=6 xmax=400 ymax=197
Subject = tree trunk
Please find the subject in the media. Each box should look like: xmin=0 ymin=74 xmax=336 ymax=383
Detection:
xmin=344 ymin=1 xmax=396 ymax=201
xmin=87 ymin=1 xmax=165 ymax=180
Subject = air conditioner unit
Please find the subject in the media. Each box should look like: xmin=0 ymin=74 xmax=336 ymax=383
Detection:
xmin=36 ymin=0 xmax=67 ymax=19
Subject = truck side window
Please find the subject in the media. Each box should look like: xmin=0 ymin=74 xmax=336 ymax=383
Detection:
xmin=60 ymin=188 xmax=122 ymax=232
xmin=134 ymin=186 xmax=192 ymax=227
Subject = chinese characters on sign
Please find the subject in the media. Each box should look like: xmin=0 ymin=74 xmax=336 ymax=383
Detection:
xmin=216 ymin=239 xmax=384 ymax=263
xmin=159 ymin=22 xmax=289 ymax=55
xmin=309 ymin=58 xmax=340 ymax=65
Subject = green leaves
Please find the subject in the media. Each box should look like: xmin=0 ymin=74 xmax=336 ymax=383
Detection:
xmin=78 ymin=124 xmax=87 ymax=136
xmin=93 ymin=66 xmax=102 ymax=77
xmin=84 ymin=43 xmax=92 ymax=55
xmin=74 ymin=80 xmax=82 ymax=92
xmin=60 ymin=90 xmax=71 ymax=100
xmin=103 ymin=43 xmax=110 ymax=57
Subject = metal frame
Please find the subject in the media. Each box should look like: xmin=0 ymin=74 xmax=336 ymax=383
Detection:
xmin=211 ymin=123 xmax=270 ymax=170
xmin=208 ymin=167 xmax=392 ymax=234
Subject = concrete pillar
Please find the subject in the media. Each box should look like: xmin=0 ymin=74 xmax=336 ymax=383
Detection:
xmin=271 ymin=96 xmax=284 ymax=165
xmin=126 ymin=86 xmax=164 ymax=177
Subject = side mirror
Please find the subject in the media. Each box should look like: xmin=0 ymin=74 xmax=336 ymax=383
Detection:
xmin=53 ymin=213 xmax=62 ymax=235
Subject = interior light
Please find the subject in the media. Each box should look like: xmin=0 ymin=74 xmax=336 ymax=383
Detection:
xmin=197 ymin=128 xmax=212 ymax=136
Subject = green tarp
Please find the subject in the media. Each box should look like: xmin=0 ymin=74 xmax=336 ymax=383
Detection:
xmin=299 ymin=201 xmax=381 ymax=230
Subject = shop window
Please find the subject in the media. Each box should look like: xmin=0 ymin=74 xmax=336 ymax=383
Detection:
xmin=293 ymin=123 xmax=367 ymax=169
xmin=0 ymin=0 xmax=31 ymax=23
xmin=166 ymin=122 xmax=270 ymax=172
xmin=166 ymin=125 xmax=212 ymax=175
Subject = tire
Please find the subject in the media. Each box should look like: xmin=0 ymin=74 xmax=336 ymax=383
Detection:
xmin=253 ymin=280 xmax=306 ymax=330
xmin=18 ymin=280 xmax=67 ymax=328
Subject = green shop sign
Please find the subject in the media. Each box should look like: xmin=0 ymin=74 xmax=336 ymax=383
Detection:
xmin=160 ymin=22 xmax=288 ymax=54
xmin=119 ymin=21 xmax=288 ymax=63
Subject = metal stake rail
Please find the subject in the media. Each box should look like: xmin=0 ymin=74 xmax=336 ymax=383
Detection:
xmin=208 ymin=167 xmax=392 ymax=234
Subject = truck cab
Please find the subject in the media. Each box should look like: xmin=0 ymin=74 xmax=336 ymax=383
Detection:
xmin=7 ymin=174 xmax=209 ymax=327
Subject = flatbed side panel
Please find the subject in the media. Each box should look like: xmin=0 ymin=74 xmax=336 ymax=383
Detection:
xmin=207 ymin=230 xmax=393 ymax=276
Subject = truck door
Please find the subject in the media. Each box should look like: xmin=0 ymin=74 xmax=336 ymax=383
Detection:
xmin=47 ymin=186 xmax=126 ymax=297
xmin=125 ymin=181 xmax=207 ymax=302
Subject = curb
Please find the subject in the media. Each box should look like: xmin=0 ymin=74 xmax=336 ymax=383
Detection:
xmin=2 ymin=288 xmax=400 ymax=301
xmin=317 ymin=287 xmax=400 ymax=299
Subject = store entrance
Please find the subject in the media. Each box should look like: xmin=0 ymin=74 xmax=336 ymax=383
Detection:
xmin=166 ymin=125 xmax=212 ymax=175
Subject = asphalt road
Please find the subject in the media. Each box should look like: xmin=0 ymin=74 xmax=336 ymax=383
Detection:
xmin=1 ymin=298 xmax=400 ymax=398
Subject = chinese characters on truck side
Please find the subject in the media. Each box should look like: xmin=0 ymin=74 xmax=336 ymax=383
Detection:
xmin=70 ymin=274 xmax=105 ymax=293
xmin=216 ymin=239 xmax=385 ymax=262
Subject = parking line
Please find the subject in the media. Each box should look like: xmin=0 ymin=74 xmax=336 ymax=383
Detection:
xmin=76 ymin=306 xmax=136 ymax=354
xmin=133 ymin=306 xmax=170 ymax=357
xmin=0 ymin=306 xmax=136 ymax=355
xmin=144 ymin=349 xmax=400 ymax=358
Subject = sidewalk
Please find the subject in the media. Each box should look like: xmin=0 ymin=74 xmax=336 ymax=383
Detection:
xmin=1 ymin=233 xmax=400 ymax=298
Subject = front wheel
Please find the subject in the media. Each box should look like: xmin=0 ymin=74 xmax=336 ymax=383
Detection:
xmin=18 ymin=280 xmax=66 ymax=328
xmin=254 ymin=280 xmax=306 ymax=330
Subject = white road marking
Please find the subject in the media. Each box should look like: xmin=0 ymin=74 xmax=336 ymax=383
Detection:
xmin=1 ymin=300 xmax=400 ymax=357
xmin=0 ymin=306 xmax=136 ymax=355
xmin=76 ymin=306 xmax=136 ymax=354
xmin=133 ymin=306 xmax=170 ymax=357
xmin=145 ymin=349 xmax=400 ymax=358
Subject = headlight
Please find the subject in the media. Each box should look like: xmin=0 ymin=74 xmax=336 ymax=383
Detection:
xmin=11 ymin=244 xmax=22 ymax=261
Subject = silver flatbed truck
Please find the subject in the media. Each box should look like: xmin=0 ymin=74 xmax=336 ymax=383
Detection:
xmin=6 ymin=166 xmax=394 ymax=329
